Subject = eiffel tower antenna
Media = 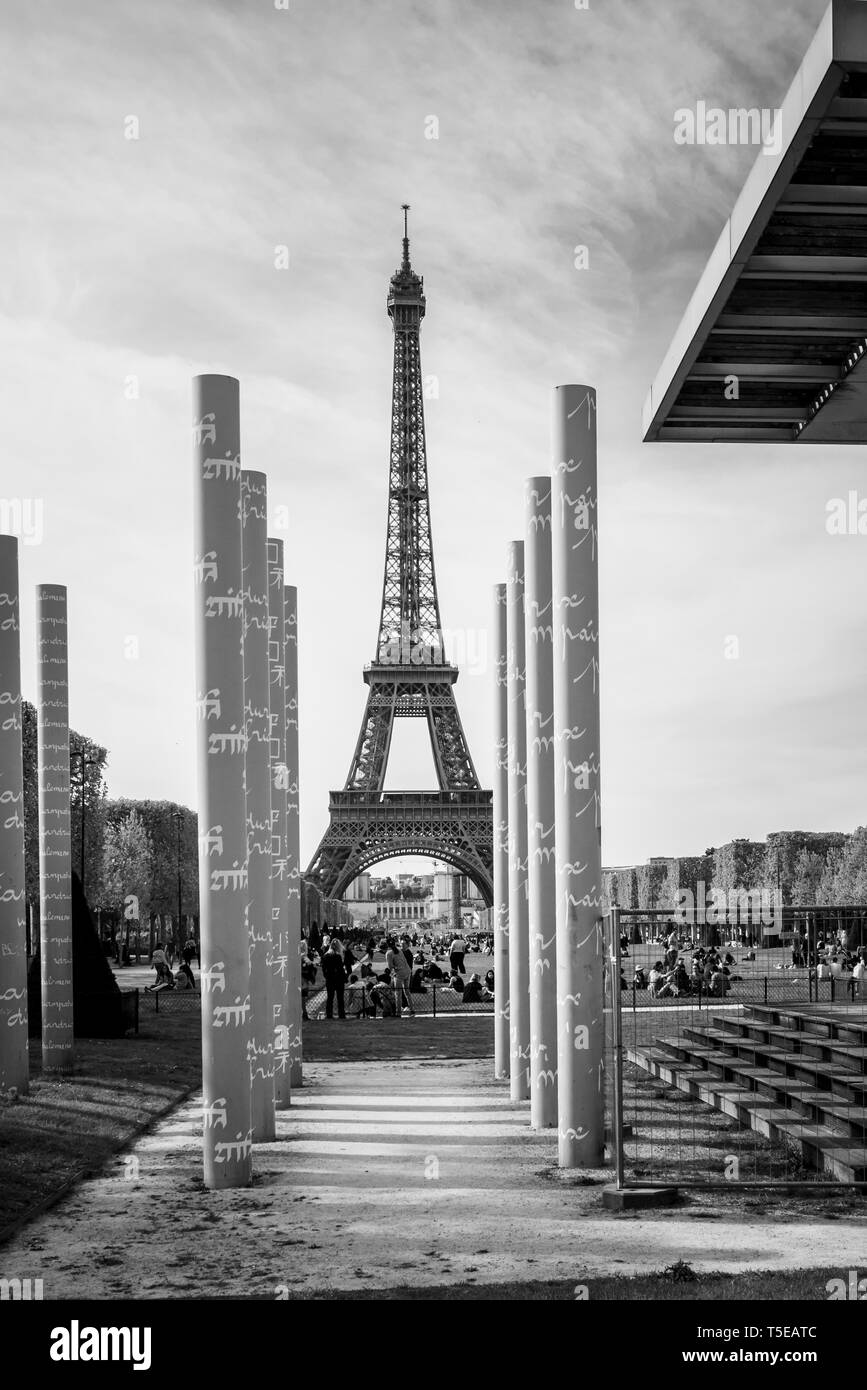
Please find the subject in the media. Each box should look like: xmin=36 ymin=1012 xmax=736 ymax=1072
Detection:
xmin=401 ymin=203 xmax=410 ymax=270
xmin=307 ymin=217 xmax=493 ymax=902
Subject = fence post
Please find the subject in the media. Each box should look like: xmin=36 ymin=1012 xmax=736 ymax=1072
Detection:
xmin=432 ymin=981 xmax=436 ymax=1019
xmin=763 ymin=976 xmax=768 ymax=1005
xmin=154 ymin=989 xmax=159 ymax=1014
xmin=610 ymin=906 xmax=625 ymax=1191
xmin=134 ymin=989 xmax=139 ymax=1036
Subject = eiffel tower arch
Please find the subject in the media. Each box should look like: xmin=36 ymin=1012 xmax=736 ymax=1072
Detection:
xmin=307 ymin=210 xmax=493 ymax=904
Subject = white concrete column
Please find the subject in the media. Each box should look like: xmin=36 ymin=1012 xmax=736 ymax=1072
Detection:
xmin=193 ymin=374 xmax=252 ymax=1188
xmin=241 ymin=470 xmax=275 ymax=1141
xmin=551 ymin=385 xmax=604 ymax=1167
xmin=506 ymin=541 xmax=530 ymax=1102
xmin=284 ymin=584 xmax=303 ymax=1087
xmin=492 ymin=582 xmax=509 ymax=1081
xmin=524 ymin=477 xmax=558 ymax=1128
xmin=266 ymin=539 xmax=290 ymax=1106
xmin=0 ymin=537 xmax=28 ymax=1094
xmin=37 ymin=583 xmax=73 ymax=1074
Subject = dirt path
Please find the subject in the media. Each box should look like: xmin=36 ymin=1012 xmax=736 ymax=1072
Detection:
xmin=1 ymin=1056 xmax=864 ymax=1299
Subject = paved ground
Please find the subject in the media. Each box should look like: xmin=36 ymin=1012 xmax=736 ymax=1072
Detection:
xmin=1 ymin=1040 xmax=864 ymax=1299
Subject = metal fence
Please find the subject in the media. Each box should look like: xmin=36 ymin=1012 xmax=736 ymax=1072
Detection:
xmin=306 ymin=979 xmax=494 ymax=1019
xmin=135 ymin=979 xmax=494 ymax=1019
xmin=607 ymin=907 xmax=867 ymax=1190
xmin=138 ymin=987 xmax=201 ymax=1012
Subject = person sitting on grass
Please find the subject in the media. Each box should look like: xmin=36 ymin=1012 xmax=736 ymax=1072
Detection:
xmin=709 ymin=966 xmax=731 ymax=997
xmin=648 ymin=962 xmax=668 ymax=998
xmin=368 ymin=976 xmax=397 ymax=1018
xmin=633 ymin=967 xmax=648 ymax=990
xmin=463 ymin=972 xmax=493 ymax=1003
xmin=672 ymin=960 xmax=690 ymax=997
xmin=145 ymin=944 xmax=174 ymax=992
xmin=447 ymin=971 xmax=465 ymax=995
xmin=174 ymin=960 xmax=196 ymax=990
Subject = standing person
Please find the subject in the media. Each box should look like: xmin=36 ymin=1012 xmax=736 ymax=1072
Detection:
xmin=321 ymin=940 xmax=347 ymax=1020
xmin=114 ymin=926 xmax=124 ymax=965
xmin=449 ymin=930 xmax=467 ymax=976
xmin=385 ymin=936 xmax=414 ymax=1017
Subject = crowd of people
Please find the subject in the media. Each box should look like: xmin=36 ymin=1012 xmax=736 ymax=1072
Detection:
xmin=301 ymin=929 xmax=495 ymax=1020
xmin=621 ymin=922 xmax=867 ymax=1000
xmin=623 ymin=927 xmax=739 ymax=999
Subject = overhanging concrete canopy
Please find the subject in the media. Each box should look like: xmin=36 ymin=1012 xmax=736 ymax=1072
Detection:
xmin=643 ymin=0 xmax=867 ymax=444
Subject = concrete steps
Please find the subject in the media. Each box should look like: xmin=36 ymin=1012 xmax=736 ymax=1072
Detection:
xmin=625 ymin=1003 xmax=867 ymax=1183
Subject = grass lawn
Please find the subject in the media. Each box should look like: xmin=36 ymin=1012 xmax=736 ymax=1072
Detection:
xmin=0 ymin=1007 xmax=202 ymax=1236
xmin=291 ymin=1266 xmax=850 ymax=1301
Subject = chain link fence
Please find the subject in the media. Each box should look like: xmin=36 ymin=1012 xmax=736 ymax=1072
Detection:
xmin=607 ymin=907 xmax=867 ymax=1190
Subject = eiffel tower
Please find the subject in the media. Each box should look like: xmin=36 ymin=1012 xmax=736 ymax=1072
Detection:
xmin=307 ymin=209 xmax=493 ymax=903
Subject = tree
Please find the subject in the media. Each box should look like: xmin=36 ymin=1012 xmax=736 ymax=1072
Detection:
xmin=822 ymin=827 xmax=867 ymax=905
xmin=101 ymin=810 xmax=154 ymax=955
xmin=103 ymin=799 xmax=198 ymax=923
xmin=22 ymin=700 xmax=108 ymax=921
xmin=69 ymin=731 xmax=108 ymax=903
xmin=789 ymin=848 xmax=825 ymax=907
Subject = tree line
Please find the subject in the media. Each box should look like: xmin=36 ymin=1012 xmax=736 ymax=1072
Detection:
xmin=22 ymin=701 xmax=199 ymax=931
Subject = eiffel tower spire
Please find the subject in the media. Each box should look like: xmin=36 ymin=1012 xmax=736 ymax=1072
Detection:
xmin=306 ymin=212 xmax=493 ymax=902
xmin=377 ymin=205 xmax=444 ymax=665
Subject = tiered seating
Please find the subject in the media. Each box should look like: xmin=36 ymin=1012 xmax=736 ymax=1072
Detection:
xmin=627 ymin=1004 xmax=867 ymax=1182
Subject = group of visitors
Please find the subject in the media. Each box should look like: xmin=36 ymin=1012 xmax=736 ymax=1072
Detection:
xmin=300 ymin=929 xmax=495 ymax=1019
xmin=815 ymin=943 xmax=867 ymax=992
xmin=632 ymin=929 xmax=737 ymax=999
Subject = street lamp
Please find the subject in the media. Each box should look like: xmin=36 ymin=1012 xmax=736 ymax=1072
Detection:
xmin=171 ymin=808 xmax=184 ymax=945
xmin=71 ymin=750 xmax=98 ymax=899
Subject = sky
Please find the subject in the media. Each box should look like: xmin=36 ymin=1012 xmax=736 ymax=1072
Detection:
xmin=3 ymin=0 xmax=866 ymax=873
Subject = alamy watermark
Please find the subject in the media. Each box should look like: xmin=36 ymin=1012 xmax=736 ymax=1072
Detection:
xmin=674 ymin=102 xmax=782 ymax=156
xmin=0 ymin=497 xmax=43 ymax=546
xmin=674 ymin=881 xmax=782 ymax=931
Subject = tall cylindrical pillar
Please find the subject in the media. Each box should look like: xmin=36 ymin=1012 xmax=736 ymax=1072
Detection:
xmin=0 ymin=537 xmax=29 ymax=1094
xmin=506 ymin=541 xmax=530 ymax=1102
xmin=551 ymin=384 xmax=604 ymax=1167
xmin=37 ymin=583 xmax=73 ymax=1074
xmin=283 ymin=584 xmax=303 ymax=1088
xmin=241 ymin=470 xmax=275 ymax=1141
xmin=193 ymin=374 xmax=253 ymax=1188
xmin=267 ymin=539 xmax=290 ymax=1106
xmin=524 ymin=477 xmax=558 ymax=1128
xmin=492 ymin=580 xmax=510 ymax=1081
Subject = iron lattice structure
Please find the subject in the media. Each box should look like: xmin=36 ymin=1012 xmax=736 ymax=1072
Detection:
xmin=307 ymin=212 xmax=493 ymax=903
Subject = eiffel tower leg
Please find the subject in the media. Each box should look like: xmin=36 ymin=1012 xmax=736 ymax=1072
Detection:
xmin=506 ymin=542 xmax=530 ymax=1103
xmin=492 ymin=583 xmax=510 ymax=1082
xmin=552 ymin=385 xmax=604 ymax=1168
